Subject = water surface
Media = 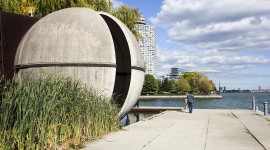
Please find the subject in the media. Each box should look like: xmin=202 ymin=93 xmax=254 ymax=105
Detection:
xmin=139 ymin=93 xmax=270 ymax=112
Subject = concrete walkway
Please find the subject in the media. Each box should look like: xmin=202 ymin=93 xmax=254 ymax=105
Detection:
xmin=84 ymin=109 xmax=270 ymax=150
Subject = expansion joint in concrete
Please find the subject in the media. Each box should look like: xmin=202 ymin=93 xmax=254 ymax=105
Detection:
xmin=231 ymin=111 xmax=267 ymax=150
xmin=142 ymin=121 xmax=177 ymax=149
xmin=204 ymin=114 xmax=210 ymax=150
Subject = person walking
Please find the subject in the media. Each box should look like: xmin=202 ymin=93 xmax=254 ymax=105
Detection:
xmin=187 ymin=91 xmax=195 ymax=113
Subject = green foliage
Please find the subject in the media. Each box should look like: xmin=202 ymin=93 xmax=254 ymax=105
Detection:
xmin=0 ymin=0 xmax=142 ymax=41
xmin=197 ymin=76 xmax=212 ymax=94
xmin=176 ymin=77 xmax=191 ymax=93
xmin=112 ymin=5 xmax=141 ymax=40
xmin=0 ymin=0 xmax=113 ymax=18
xmin=0 ymin=74 xmax=120 ymax=149
xmin=0 ymin=0 xmax=21 ymax=14
xmin=182 ymin=72 xmax=201 ymax=92
xmin=160 ymin=78 xmax=170 ymax=92
xmin=142 ymin=74 xmax=158 ymax=94
xmin=157 ymin=80 xmax=162 ymax=92
xmin=182 ymin=72 xmax=216 ymax=94
xmin=210 ymin=80 xmax=217 ymax=91
xmin=168 ymin=80 xmax=177 ymax=92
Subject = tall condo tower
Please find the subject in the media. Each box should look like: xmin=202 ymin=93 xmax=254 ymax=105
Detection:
xmin=135 ymin=15 xmax=157 ymax=77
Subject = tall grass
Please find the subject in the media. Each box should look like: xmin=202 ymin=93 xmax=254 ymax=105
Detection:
xmin=0 ymin=74 xmax=120 ymax=149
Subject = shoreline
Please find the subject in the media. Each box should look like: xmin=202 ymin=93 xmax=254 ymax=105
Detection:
xmin=139 ymin=95 xmax=222 ymax=99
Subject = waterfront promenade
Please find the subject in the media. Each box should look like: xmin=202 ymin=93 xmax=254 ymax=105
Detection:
xmin=139 ymin=95 xmax=222 ymax=99
xmin=84 ymin=109 xmax=270 ymax=150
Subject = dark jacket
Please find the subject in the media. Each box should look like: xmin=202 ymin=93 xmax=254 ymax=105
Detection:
xmin=187 ymin=94 xmax=195 ymax=103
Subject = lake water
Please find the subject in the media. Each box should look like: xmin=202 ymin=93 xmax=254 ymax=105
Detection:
xmin=139 ymin=92 xmax=270 ymax=112
xmin=121 ymin=93 xmax=270 ymax=126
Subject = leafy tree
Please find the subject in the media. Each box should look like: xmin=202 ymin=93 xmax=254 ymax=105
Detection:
xmin=210 ymin=80 xmax=217 ymax=91
xmin=0 ymin=0 xmax=113 ymax=17
xmin=0 ymin=0 xmax=141 ymax=40
xmin=176 ymin=77 xmax=190 ymax=93
xmin=182 ymin=72 xmax=216 ymax=94
xmin=142 ymin=74 xmax=158 ymax=95
xmin=168 ymin=80 xmax=177 ymax=92
xmin=157 ymin=79 xmax=162 ymax=92
xmin=197 ymin=76 xmax=212 ymax=94
xmin=160 ymin=78 xmax=170 ymax=92
xmin=182 ymin=72 xmax=201 ymax=92
xmin=112 ymin=5 xmax=141 ymax=40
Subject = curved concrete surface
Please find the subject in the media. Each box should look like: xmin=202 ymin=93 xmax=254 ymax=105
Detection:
xmin=99 ymin=12 xmax=145 ymax=118
xmin=15 ymin=8 xmax=144 ymax=117
xmin=15 ymin=8 xmax=116 ymax=96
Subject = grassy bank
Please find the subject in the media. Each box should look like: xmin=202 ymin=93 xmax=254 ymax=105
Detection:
xmin=0 ymin=74 xmax=120 ymax=149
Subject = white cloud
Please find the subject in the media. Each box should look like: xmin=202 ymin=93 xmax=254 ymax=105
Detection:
xmin=151 ymin=0 xmax=270 ymax=52
xmin=157 ymin=46 xmax=270 ymax=76
xmin=152 ymin=0 xmax=270 ymax=87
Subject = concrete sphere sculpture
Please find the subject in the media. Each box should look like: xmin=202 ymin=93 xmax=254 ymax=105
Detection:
xmin=14 ymin=8 xmax=145 ymax=118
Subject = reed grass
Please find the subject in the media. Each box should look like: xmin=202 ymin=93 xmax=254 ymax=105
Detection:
xmin=0 ymin=74 xmax=120 ymax=149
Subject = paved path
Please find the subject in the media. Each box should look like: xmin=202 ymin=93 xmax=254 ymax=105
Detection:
xmin=84 ymin=109 xmax=270 ymax=150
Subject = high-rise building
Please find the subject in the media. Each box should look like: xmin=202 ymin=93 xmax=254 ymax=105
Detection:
xmin=169 ymin=68 xmax=180 ymax=79
xmin=135 ymin=15 xmax=157 ymax=77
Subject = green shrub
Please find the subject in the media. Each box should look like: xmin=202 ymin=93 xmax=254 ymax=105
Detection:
xmin=0 ymin=74 xmax=120 ymax=149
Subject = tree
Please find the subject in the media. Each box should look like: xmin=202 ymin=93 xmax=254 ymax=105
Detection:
xmin=157 ymin=79 xmax=162 ymax=92
xmin=142 ymin=74 xmax=158 ymax=95
xmin=209 ymin=80 xmax=217 ymax=91
xmin=182 ymin=72 xmax=201 ymax=92
xmin=168 ymin=80 xmax=177 ymax=92
xmin=182 ymin=72 xmax=216 ymax=94
xmin=160 ymin=78 xmax=170 ymax=92
xmin=0 ymin=0 xmax=23 ymax=15
xmin=176 ymin=77 xmax=190 ymax=93
xmin=112 ymin=5 xmax=141 ymax=40
xmin=197 ymin=76 xmax=212 ymax=94
xmin=0 ymin=0 xmax=141 ymax=40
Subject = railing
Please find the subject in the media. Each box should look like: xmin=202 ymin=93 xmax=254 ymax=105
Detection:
xmin=252 ymin=96 xmax=268 ymax=116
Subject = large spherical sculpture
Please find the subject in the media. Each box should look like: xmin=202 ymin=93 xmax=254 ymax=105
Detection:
xmin=14 ymin=8 xmax=145 ymax=118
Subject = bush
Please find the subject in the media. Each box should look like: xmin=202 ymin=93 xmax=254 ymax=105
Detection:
xmin=0 ymin=74 xmax=120 ymax=149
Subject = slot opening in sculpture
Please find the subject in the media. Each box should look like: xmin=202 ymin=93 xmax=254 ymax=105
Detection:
xmin=100 ymin=14 xmax=132 ymax=107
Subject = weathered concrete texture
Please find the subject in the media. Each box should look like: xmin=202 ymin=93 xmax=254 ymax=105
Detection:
xmin=18 ymin=67 xmax=116 ymax=95
xmin=15 ymin=8 xmax=115 ymax=97
xmin=120 ymin=69 xmax=145 ymax=117
xmin=99 ymin=12 xmax=144 ymax=68
xmin=84 ymin=109 xmax=270 ymax=150
xmin=233 ymin=110 xmax=270 ymax=150
xmin=15 ymin=8 xmax=145 ymax=117
xmin=16 ymin=8 xmax=115 ymax=64
xmin=99 ymin=12 xmax=145 ymax=117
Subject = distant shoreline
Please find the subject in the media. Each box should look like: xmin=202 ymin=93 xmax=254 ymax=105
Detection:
xmin=139 ymin=95 xmax=222 ymax=99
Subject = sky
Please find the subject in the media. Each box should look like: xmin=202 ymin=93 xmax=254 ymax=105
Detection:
xmin=112 ymin=0 xmax=270 ymax=90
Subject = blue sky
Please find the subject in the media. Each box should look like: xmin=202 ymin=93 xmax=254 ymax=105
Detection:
xmin=113 ymin=0 xmax=270 ymax=90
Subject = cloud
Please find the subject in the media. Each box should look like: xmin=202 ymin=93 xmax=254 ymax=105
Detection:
xmin=151 ymin=0 xmax=270 ymax=52
xmin=157 ymin=46 xmax=270 ymax=76
xmin=152 ymin=0 xmax=270 ymax=88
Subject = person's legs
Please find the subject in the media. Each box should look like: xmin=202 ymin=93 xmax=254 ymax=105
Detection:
xmin=191 ymin=103 xmax=193 ymax=113
xmin=189 ymin=102 xmax=193 ymax=113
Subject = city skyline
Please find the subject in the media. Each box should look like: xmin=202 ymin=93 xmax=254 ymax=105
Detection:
xmin=113 ymin=0 xmax=270 ymax=90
